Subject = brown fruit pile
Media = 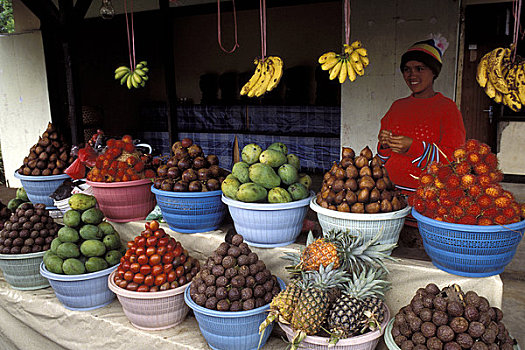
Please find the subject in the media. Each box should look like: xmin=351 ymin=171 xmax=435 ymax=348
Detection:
xmin=18 ymin=123 xmax=73 ymax=176
xmin=189 ymin=232 xmax=281 ymax=312
xmin=0 ymin=203 xmax=59 ymax=254
xmin=392 ymin=283 xmax=517 ymax=350
xmin=153 ymin=138 xmax=229 ymax=192
xmin=0 ymin=201 xmax=11 ymax=231
xmin=409 ymin=139 xmax=524 ymax=225
xmin=316 ymin=146 xmax=407 ymax=213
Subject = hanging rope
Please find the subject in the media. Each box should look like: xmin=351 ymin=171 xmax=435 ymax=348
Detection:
xmin=511 ymin=0 xmax=522 ymax=62
xmin=124 ymin=0 xmax=136 ymax=70
xmin=344 ymin=0 xmax=351 ymax=46
xmin=259 ymin=0 xmax=267 ymax=61
xmin=217 ymin=0 xmax=239 ymax=53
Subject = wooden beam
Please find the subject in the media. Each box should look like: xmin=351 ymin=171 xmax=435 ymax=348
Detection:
xmin=19 ymin=0 xmax=59 ymax=27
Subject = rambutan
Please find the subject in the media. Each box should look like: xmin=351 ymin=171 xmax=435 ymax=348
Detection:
xmin=478 ymin=142 xmax=491 ymax=156
xmin=478 ymin=195 xmax=494 ymax=209
xmin=450 ymin=205 xmax=464 ymax=218
xmin=484 ymin=153 xmax=499 ymax=170
xmin=427 ymin=162 xmax=441 ymax=175
xmin=454 ymin=161 xmax=472 ymax=176
xmin=437 ymin=207 xmax=448 ymax=216
xmin=413 ymin=198 xmax=426 ymax=213
xmin=482 ymin=206 xmax=499 ymax=218
xmin=478 ymin=217 xmax=494 ymax=226
xmin=468 ymin=184 xmax=483 ymax=199
xmin=488 ymin=170 xmax=504 ymax=183
xmin=473 ymin=163 xmax=490 ymax=175
xmin=415 ymin=187 xmax=425 ymax=199
xmin=436 ymin=166 xmax=453 ymax=181
xmin=452 ymin=148 xmax=467 ymax=162
xmin=485 ymin=184 xmax=503 ymax=198
xmin=466 ymin=152 xmax=482 ymax=166
xmin=521 ymin=203 xmax=525 ymax=219
xmin=434 ymin=178 xmax=445 ymax=189
xmin=419 ymin=173 xmax=434 ymax=186
xmin=440 ymin=198 xmax=455 ymax=208
xmin=443 ymin=215 xmax=457 ymax=223
xmin=427 ymin=200 xmax=439 ymax=212
xmin=445 ymin=174 xmax=461 ymax=188
xmin=502 ymin=190 xmax=515 ymax=201
xmin=458 ymin=215 xmax=477 ymax=225
xmin=458 ymin=197 xmax=473 ymax=208
xmin=460 ymin=174 xmax=477 ymax=188
xmin=448 ymin=188 xmax=464 ymax=201
xmin=494 ymin=196 xmax=512 ymax=209
xmin=478 ymin=174 xmax=492 ymax=188
xmin=494 ymin=215 xmax=509 ymax=225
xmin=465 ymin=139 xmax=480 ymax=153
xmin=502 ymin=206 xmax=518 ymax=218
xmin=466 ymin=204 xmax=482 ymax=217
xmin=509 ymin=216 xmax=521 ymax=224
xmin=423 ymin=187 xmax=438 ymax=201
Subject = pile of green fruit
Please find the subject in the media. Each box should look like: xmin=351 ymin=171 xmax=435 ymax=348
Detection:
xmin=43 ymin=193 xmax=124 ymax=275
xmin=6 ymin=187 xmax=30 ymax=214
xmin=222 ymin=142 xmax=312 ymax=203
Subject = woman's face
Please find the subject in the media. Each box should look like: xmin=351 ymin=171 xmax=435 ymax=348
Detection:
xmin=402 ymin=60 xmax=435 ymax=98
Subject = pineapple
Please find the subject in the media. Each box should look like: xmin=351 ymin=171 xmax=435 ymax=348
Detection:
xmin=327 ymin=267 xmax=390 ymax=345
xmin=300 ymin=231 xmax=341 ymax=270
xmin=289 ymin=264 xmax=348 ymax=350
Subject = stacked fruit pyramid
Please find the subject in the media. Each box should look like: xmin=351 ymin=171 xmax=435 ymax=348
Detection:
xmin=43 ymin=194 xmax=124 ymax=274
xmin=221 ymin=142 xmax=312 ymax=203
xmin=410 ymin=139 xmax=525 ymax=225
xmin=258 ymin=229 xmax=396 ymax=349
xmin=391 ymin=283 xmax=518 ymax=349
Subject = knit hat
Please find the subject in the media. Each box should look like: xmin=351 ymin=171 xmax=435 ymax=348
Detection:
xmin=400 ymin=34 xmax=449 ymax=77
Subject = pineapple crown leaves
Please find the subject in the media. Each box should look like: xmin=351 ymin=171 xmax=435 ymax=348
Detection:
xmin=341 ymin=266 xmax=391 ymax=300
xmin=298 ymin=263 xmax=350 ymax=292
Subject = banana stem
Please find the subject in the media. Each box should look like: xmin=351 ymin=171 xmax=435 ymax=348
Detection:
xmin=344 ymin=0 xmax=351 ymax=46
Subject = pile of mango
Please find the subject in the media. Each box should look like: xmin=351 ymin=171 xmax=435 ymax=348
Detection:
xmin=221 ymin=142 xmax=312 ymax=203
xmin=43 ymin=194 xmax=124 ymax=275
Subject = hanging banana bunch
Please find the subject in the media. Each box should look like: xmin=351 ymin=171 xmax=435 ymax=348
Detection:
xmin=114 ymin=61 xmax=150 ymax=89
xmin=240 ymin=56 xmax=284 ymax=98
xmin=318 ymin=41 xmax=369 ymax=84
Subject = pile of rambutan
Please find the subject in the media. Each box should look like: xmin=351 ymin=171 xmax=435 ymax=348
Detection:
xmin=409 ymin=139 xmax=525 ymax=225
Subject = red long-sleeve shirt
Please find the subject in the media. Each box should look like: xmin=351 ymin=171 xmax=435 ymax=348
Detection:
xmin=377 ymin=93 xmax=466 ymax=194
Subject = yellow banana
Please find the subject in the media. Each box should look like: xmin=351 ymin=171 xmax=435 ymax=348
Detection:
xmin=241 ymin=59 xmax=263 ymax=96
xmin=248 ymin=61 xmax=268 ymax=98
xmin=132 ymin=71 xmax=142 ymax=85
xmin=115 ymin=70 xmax=129 ymax=80
xmin=346 ymin=60 xmax=357 ymax=82
xmin=114 ymin=66 xmax=130 ymax=74
xmin=494 ymin=91 xmax=503 ymax=103
xmin=141 ymin=67 xmax=149 ymax=73
xmin=355 ymin=47 xmax=368 ymax=57
xmin=350 ymin=51 xmax=364 ymax=75
xmin=134 ymin=68 xmax=147 ymax=77
xmin=503 ymin=90 xmax=522 ymax=112
xmin=126 ymin=74 xmax=133 ymax=89
xmin=329 ymin=60 xmax=342 ymax=80
xmin=254 ymin=62 xmax=274 ymax=97
xmin=131 ymin=74 xmax=139 ymax=88
xmin=318 ymin=52 xmax=337 ymax=64
xmin=321 ymin=56 xmax=340 ymax=71
xmin=343 ymin=44 xmax=353 ymax=55
xmin=476 ymin=52 xmax=491 ymax=88
xmin=119 ymin=72 xmax=129 ymax=85
xmin=351 ymin=40 xmax=362 ymax=49
xmin=484 ymin=80 xmax=496 ymax=99
xmin=515 ymin=63 xmax=525 ymax=103
xmin=136 ymin=63 xmax=144 ymax=70
xmin=266 ymin=56 xmax=284 ymax=92
xmin=338 ymin=58 xmax=347 ymax=83
xmin=487 ymin=48 xmax=509 ymax=94
xmin=360 ymin=55 xmax=370 ymax=68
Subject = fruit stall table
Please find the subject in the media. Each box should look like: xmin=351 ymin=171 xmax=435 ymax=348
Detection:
xmin=0 ymin=221 xmax=504 ymax=350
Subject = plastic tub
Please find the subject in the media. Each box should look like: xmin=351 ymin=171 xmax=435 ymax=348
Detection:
xmin=40 ymin=262 xmax=117 ymax=311
xmin=184 ymin=278 xmax=285 ymax=350
xmin=222 ymin=193 xmax=314 ymax=248
xmin=14 ymin=172 xmax=70 ymax=209
xmin=310 ymin=198 xmax=411 ymax=249
xmin=151 ymin=187 xmax=226 ymax=233
xmin=0 ymin=251 xmax=49 ymax=290
xmin=279 ymin=304 xmax=390 ymax=350
xmin=108 ymin=270 xmax=190 ymax=330
xmin=86 ymin=179 xmax=156 ymax=222
xmin=412 ymin=209 xmax=525 ymax=277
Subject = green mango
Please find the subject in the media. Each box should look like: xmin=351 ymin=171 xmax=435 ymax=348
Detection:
xmin=232 ymin=162 xmax=251 ymax=184
xmin=221 ymin=174 xmax=241 ymax=200
xmin=98 ymin=222 xmax=116 ymax=236
xmin=277 ymin=164 xmax=299 ymax=186
xmin=16 ymin=187 xmax=29 ymax=202
xmin=85 ymin=257 xmax=108 ymax=273
xmin=69 ymin=193 xmax=97 ymax=211
xmin=56 ymin=242 xmax=80 ymax=259
xmin=268 ymin=187 xmax=293 ymax=203
xmin=79 ymin=224 xmax=103 ymax=240
xmin=259 ymin=149 xmax=287 ymax=168
xmin=7 ymin=198 xmax=24 ymax=212
xmin=50 ymin=237 xmax=62 ymax=254
xmin=298 ymin=173 xmax=312 ymax=190
xmin=241 ymin=143 xmax=263 ymax=165
xmin=80 ymin=239 xmax=107 ymax=257
xmin=267 ymin=142 xmax=288 ymax=155
xmin=103 ymin=234 xmax=121 ymax=250
xmin=236 ymin=183 xmax=267 ymax=203
xmin=288 ymin=182 xmax=310 ymax=201
xmin=45 ymin=255 xmax=64 ymax=274
xmin=81 ymin=208 xmax=104 ymax=225
xmin=287 ymin=154 xmax=301 ymax=170
xmin=62 ymin=258 xmax=86 ymax=275
xmin=43 ymin=250 xmax=56 ymax=266
xmin=105 ymin=250 xmax=123 ymax=266
xmin=248 ymin=163 xmax=281 ymax=189
xmin=63 ymin=210 xmax=81 ymax=227
xmin=58 ymin=227 xmax=80 ymax=243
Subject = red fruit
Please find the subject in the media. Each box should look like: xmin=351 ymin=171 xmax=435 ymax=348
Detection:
xmin=444 ymin=215 xmax=457 ymax=223
xmin=433 ymin=216 xmax=444 ymax=221
xmin=521 ymin=203 xmax=525 ymax=219
xmin=478 ymin=217 xmax=494 ymax=226
xmin=427 ymin=162 xmax=441 ymax=175
xmin=122 ymin=134 xmax=133 ymax=143
xmin=416 ymin=187 xmax=425 ymax=198
xmin=440 ymin=198 xmax=455 ymax=208
xmin=494 ymin=196 xmax=512 ymax=209
xmin=458 ymin=197 xmax=473 ymax=208
xmin=482 ymin=206 xmax=499 ymax=218
xmin=414 ymin=199 xmax=426 ymax=213
xmin=407 ymin=195 xmax=415 ymax=206
xmin=454 ymin=161 xmax=471 ymax=176
xmin=460 ymin=174 xmax=476 ymax=188
xmin=502 ymin=190 xmax=515 ymax=201
xmin=134 ymin=162 xmax=145 ymax=172
xmin=478 ymin=195 xmax=493 ymax=208
xmin=484 ymin=153 xmax=499 ymax=171
xmin=485 ymin=184 xmax=503 ymax=198
xmin=144 ymin=169 xmax=156 ymax=178
xmin=106 ymin=139 xmax=116 ymax=148
xmin=478 ymin=174 xmax=492 ymax=188
xmin=458 ymin=215 xmax=477 ymax=225
xmin=502 ymin=207 xmax=518 ymax=218
xmin=420 ymin=174 xmax=435 ymax=186
xmin=437 ymin=166 xmax=453 ymax=181
xmin=489 ymin=171 xmax=504 ymax=183
xmin=466 ymin=204 xmax=482 ymax=217
xmin=510 ymin=216 xmax=521 ymax=223
xmin=450 ymin=205 xmax=464 ymax=218
xmin=124 ymin=143 xmax=135 ymax=153
xmin=434 ymin=178 xmax=445 ymax=189
xmin=473 ymin=163 xmax=490 ymax=175
xmin=437 ymin=207 xmax=448 ymax=216
xmin=453 ymin=148 xmax=467 ymax=162
xmin=448 ymin=188 xmax=464 ymax=201
xmin=468 ymin=184 xmax=483 ymax=199
xmin=427 ymin=200 xmax=439 ymax=212
xmin=494 ymin=215 xmax=509 ymax=225
xmin=423 ymin=187 xmax=438 ymax=201
xmin=466 ymin=152 xmax=482 ymax=165
xmin=478 ymin=143 xmax=491 ymax=156
xmin=445 ymin=175 xmax=461 ymax=188
xmin=465 ymin=139 xmax=480 ymax=153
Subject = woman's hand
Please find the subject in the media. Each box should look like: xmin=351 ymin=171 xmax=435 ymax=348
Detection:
xmin=378 ymin=130 xmax=392 ymax=148
xmin=388 ymin=135 xmax=413 ymax=154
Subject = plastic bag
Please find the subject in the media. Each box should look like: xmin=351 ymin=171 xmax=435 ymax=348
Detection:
xmin=65 ymin=159 xmax=86 ymax=180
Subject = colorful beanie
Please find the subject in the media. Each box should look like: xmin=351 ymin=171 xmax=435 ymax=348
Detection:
xmin=400 ymin=33 xmax=449 ymax=77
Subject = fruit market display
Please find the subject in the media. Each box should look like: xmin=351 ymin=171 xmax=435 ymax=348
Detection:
xmin=318 ymin=41 xmax=369 ymax=84
xmin=221 ymin=142 xmax=312 ymax=203
xmin=152 ymin=138 xmax=229 ymax=192
xmin=43 ymin=194 xmax=123 ymax=274
xmin=476 ymin=46 xmax=525 ymax=112
xmin=390 ymin=283 xmax=518 ymax=350
xmin=86 ymin=134 xmax=157 ymax=182
xmin=114 ymin=220 xmax=200 ymax=292
xmin=240 ymin=56 xmax=283 ymax=98
xmin=189 ymin=232 xmax=281 ymax=311
xmin=1 ymin=188 xmax=31 ymax=231
xmin=410 ymin=139 xmax=525 ymax=225
xmin=114 ymin=61 xmax=149 ymax=89
xmin=17 ymin=122 xmax=73 ymax=176
xmin=259 ymin=230 xmax=395 ymax=348
xmin=0 ymin=201 xmax=10 ymax=231
xmin=316 ymin=146 xmax=407 ymax=213
xmin=0 ymin=202 xmax=59 ymax=254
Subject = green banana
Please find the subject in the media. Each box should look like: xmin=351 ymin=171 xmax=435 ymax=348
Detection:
xmin=114 ymin=66 xmax=130 ymax=74
xmin=132 ymin=71 xmax=142 ymax=85
xmin=120 ymin=72 xmax=130 ymax=85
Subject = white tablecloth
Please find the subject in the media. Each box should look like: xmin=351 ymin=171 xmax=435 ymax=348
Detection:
xmin=0 ymin=221 xmax=503 ymax=350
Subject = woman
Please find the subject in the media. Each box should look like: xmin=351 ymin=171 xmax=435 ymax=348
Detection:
xmin=377 ymin=35 xmax=466 ymax=195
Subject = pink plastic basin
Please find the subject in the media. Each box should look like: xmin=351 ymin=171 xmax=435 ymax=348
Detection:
xmin=86 ymin=179 xmax=156 ymax=222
